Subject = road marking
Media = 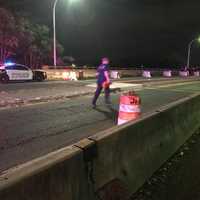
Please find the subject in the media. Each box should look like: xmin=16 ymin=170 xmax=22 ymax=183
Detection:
xmin=145 ymin=81 xmax=200 ymax=90
xmin=87 ymin=82 xmax=143 ymax=89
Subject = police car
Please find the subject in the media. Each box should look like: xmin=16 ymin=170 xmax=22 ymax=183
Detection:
xmin=0 ymin=63 xmax=47 ymax=83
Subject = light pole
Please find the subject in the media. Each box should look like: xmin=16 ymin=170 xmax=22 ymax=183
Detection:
xmin=53 ymin=0 xmax=80 ymax=68
xmin=186 ymin=37 xmax=200 ymax=68
xmin=53 ymin=0 xmax=59 ymax=67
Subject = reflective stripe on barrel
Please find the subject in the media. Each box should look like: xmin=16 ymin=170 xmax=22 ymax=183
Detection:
xmin=118 ymin=111 xmax=140 ymax=121
xmin=119 ymin=104 xmax=141 ymax=113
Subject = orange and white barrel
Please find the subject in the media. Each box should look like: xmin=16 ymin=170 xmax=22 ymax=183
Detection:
xmin=118 ymin=92 xmax=141 ymax=125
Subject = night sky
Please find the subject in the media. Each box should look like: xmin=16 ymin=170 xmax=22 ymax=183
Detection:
xmin=1 ymin=0 xmax=200 ymax=66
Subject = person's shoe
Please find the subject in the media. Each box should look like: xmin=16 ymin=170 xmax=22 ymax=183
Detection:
xmin=92 ymin=103 xmax=97 ymax=109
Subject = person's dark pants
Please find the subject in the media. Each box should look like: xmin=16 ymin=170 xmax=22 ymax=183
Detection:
xmin=92 ymin=84 xmax=110 ymax=105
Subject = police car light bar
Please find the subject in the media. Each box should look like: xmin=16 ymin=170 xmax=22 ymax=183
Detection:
xmin=4 ymin=62 xmax=15 ymax=66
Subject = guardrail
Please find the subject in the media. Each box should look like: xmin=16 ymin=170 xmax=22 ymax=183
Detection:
xmin=1 ymin=93 xmax=200 ymax=199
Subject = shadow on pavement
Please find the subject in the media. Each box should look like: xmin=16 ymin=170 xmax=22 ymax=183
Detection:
xmin=94 ymin=104 xmax=118 ymax=125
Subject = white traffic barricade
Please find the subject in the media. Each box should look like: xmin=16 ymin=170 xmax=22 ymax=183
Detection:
xmin=69 ymin=71 xmax=78 ymax=81
xmin=142 ymin=70 xmax=151 ymax=78
xmin=110 ymin=71 xmax=120 ymax=79
xmin=163 ymin=70 xmax=172 ymax=77
xmin=194 ymin=71 xmax=200 ymax=77
xmin=179 ymin=71 xmax=189 ymax=77
xmin=62 ymin=71 xmax=78 ymax=81
xmin=62 ymin=71 xmax=70 ymax=80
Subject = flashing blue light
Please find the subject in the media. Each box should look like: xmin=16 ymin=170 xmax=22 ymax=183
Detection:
xmin=4 ymin=62 xmax=15 ymax=66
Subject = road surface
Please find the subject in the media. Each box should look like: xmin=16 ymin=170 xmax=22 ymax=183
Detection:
xmin=0 ymin=77 xmax=199 ymax=108
xmin=0 ymin=80 xmax=199 ymax=173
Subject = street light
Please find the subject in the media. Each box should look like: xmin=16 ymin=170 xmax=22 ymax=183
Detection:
xmin=53 ymin=0 xmax=80 ymax=68
xmin=186 ymin=36 xmax=200 ymax=68
xmin=53 ymin=0 xmax=59 ymax=67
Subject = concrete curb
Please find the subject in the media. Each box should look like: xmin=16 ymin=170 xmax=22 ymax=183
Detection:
xmin=0 ymin=88 xmax=122 ymax=109
xmin=0 ymin=145 xmax=94 ymax=200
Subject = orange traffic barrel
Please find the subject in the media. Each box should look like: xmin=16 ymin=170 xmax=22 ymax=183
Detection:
xmin=118 ymin=91 xmax=141 ymax=125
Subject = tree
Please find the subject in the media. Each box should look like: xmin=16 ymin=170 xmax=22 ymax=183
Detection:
xmin=0 ymin=8 xmax=18 ymax=64
xmin=16 ymin=17 xmax=65 ymax=68
xmin=16 ymin=19 xmax=52 ymax=68
xmin=0 ymin=7 xmax=65 ymax=68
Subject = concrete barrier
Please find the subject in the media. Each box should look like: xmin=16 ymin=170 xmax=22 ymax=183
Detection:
xmin=1 ymin=94 xmax=200 ymax=199
xmin=43 ymin=68 xmax=179 ymax=80
xmin=44 ymin=69 xmax=96 ymax=80
xmin=89 ymin=93 xmax=200 ymax=195
xmin=0 ymin=145 xmax=94 ymax=200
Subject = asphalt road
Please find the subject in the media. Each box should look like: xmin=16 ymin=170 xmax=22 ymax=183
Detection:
xmin=0 ymin=80 xmax=199 ymax=173
xmin=0 ymin=80 xmax=95 ymax=107
xmin=0 ymin=77 xmax=197 ymax=92
xmin=0 ymin=77 xmax=199 ymax=108
xmin=0 ymin=78 xmax=143 ymax=107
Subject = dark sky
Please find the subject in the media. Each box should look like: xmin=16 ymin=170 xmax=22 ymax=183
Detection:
xmin=1 ymin=0 xmax=200 ymax=66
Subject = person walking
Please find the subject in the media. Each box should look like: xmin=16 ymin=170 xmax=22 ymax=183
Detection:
xmin=92 ymin=57 xmax=111 ymax=108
